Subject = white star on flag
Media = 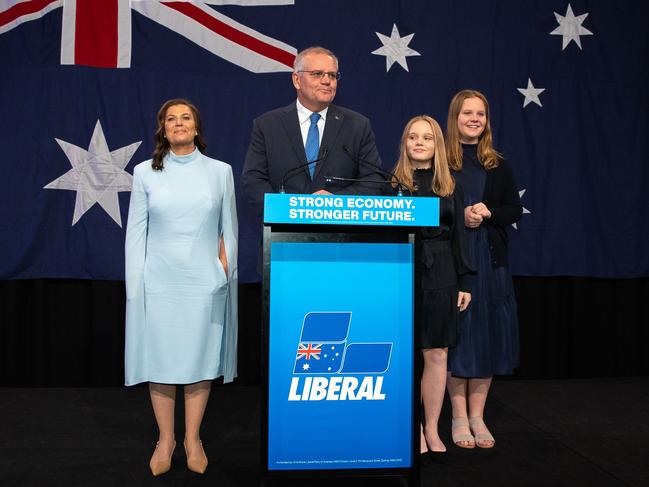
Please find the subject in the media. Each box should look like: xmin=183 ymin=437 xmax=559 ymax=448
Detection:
xmin=372 ymin=24 xmax=421 ymax=72
xmin=512 ymin=189 xmax=532 ymax=230
xmin=517 ymin=78 xmax=545 ymax=108
xmin=550 ymin=3 xmax=593 ymax=50
xmin=44 ymin=120 xmax=141 ymax=227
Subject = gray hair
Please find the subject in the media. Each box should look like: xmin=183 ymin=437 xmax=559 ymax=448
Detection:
xmin=293 ymin=46 xmax=339 ymax=72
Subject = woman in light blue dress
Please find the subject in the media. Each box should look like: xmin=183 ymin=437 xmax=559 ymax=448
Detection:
xmin=124 ymin=99 xmax=238 ymax=476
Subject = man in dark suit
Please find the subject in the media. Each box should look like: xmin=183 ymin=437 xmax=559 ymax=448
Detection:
xmin=241 ymin=46 xmax=384 ymax=215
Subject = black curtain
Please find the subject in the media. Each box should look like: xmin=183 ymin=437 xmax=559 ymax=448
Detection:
xmin=1 ymin=278 xmax=648 ymax=386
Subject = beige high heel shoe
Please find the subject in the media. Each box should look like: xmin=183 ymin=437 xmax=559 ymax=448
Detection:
xmin=149 ymin=440 xmax=175 ymax=476
xmin=184 ymin=439 xmax=208 ymax=474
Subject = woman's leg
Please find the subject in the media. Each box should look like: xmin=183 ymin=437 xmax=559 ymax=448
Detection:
xmin=183 ymin=380 xmax=212 ymax=473
xmin=149 ymin=383 xmax=177 ymax=474
xmin=446 ymin=373 xmax=474 ymax=447
xmin=447 ymin=373 xmax=468 ymax=419
xmin=467 ymin=377 xmax=495 ymax=447
xmin=467 ymin=377 xmax=492 ymax=418
xmin=421 ymin=348 xmax=448 ymax=452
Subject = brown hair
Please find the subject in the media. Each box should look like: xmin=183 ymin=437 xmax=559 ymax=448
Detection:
xmin=446 ymin=89 xmax=502 ymax=171
xmin=392 ymin=115 xmax=455 ymax=197
xmin=151 ymin=98 xmax=207 ymax=171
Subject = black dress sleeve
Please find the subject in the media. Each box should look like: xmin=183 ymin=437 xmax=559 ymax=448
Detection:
xmin=485 ymin=159 xmax=523 ymax=227
xmin=451 ymin=185 xmax=475 ymax=292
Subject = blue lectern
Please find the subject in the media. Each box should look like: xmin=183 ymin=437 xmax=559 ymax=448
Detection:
xmin=260 ymin=194 xmax=438 ymax=486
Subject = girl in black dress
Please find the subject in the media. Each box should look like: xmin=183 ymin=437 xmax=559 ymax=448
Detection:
xmin=391 ymin=115 xmax=473 ymax=454
xmin=445 ymin=90 xmax=522 ymax=449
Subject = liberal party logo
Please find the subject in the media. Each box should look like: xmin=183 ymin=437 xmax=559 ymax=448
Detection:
xmin=288 ymin=312 xmax=392 ymax=401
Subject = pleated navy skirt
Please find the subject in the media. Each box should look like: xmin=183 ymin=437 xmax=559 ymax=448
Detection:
xmin=448 ymin=226 xmax=520 ymax=378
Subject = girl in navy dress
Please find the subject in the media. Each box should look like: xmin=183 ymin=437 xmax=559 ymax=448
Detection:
xmin=445 ymin=90 xmax=522 ymax=449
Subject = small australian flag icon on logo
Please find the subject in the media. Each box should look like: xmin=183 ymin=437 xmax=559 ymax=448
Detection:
xmin=293 ymin=312 xmax=350 ymax=374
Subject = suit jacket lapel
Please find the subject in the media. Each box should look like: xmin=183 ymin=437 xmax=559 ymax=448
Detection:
xmin=280 ymin=103 xmax=309 ymax=176
xmin=314 ymin=105 xmax=344 ymax=180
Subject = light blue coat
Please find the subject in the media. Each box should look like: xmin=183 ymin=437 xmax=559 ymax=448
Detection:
xmin=124 ymin=149 xmax=238 ymax=385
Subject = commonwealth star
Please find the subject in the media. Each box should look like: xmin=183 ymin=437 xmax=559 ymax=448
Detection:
xmin=44 ymin=120 xmax=141 ymax=227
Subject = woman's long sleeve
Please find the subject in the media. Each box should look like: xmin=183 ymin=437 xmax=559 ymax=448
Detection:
xmin=451 ymin=188 xmax=475 ymax=292
xmin=124 ymin=166 xmax=148 ymax=300
xmin=219 ymin=165 xmax=239 ymax=384
xmin=486 ymin=161 xmax=522 ymax=227
xmin=124 ymin=165 xmax=148 ymax=385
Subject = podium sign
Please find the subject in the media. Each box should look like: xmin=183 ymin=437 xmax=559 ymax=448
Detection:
xmin=264 ymin=194 xmax=439 ymax=227
xmin=268 ymin=241 xmax=413 ymax=470
xmin=261 ymin=194 xmax=438 ymax=484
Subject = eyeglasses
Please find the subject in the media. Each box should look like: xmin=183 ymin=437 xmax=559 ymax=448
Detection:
xmin=297 ymin=70 xmax=341 ymax=80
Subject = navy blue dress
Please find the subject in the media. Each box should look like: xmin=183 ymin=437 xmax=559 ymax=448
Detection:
xmin=448 ymin=145 xmax=520 ymax=377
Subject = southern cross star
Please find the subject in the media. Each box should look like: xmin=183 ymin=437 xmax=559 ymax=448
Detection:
xmin=44 ymin=120 xmax=141 ymax=227
xmin=372 ymin=24 xmax=421 ymax=72
xmin=517 ymin=78 xmax=545 ymax=108
xmin=550 ymin=3 xmax=593 ymax=50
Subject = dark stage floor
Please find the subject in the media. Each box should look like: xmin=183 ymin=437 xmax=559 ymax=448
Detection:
xmin=1 ymin=377 xmax=647 ymax=487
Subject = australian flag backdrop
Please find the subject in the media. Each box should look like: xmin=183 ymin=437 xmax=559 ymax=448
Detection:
xmin=1 ymin=0 xmax=647 ymax=281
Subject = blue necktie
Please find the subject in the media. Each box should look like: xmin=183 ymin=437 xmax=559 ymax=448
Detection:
xmin=305 ymin=112 xmax=321 ymax=179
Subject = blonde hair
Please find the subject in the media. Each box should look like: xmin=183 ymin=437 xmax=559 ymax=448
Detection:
xmin=446 ymin=89 xmax=502 ymax=171
xmin=392 ymin=115 xmax=455 ymax=197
